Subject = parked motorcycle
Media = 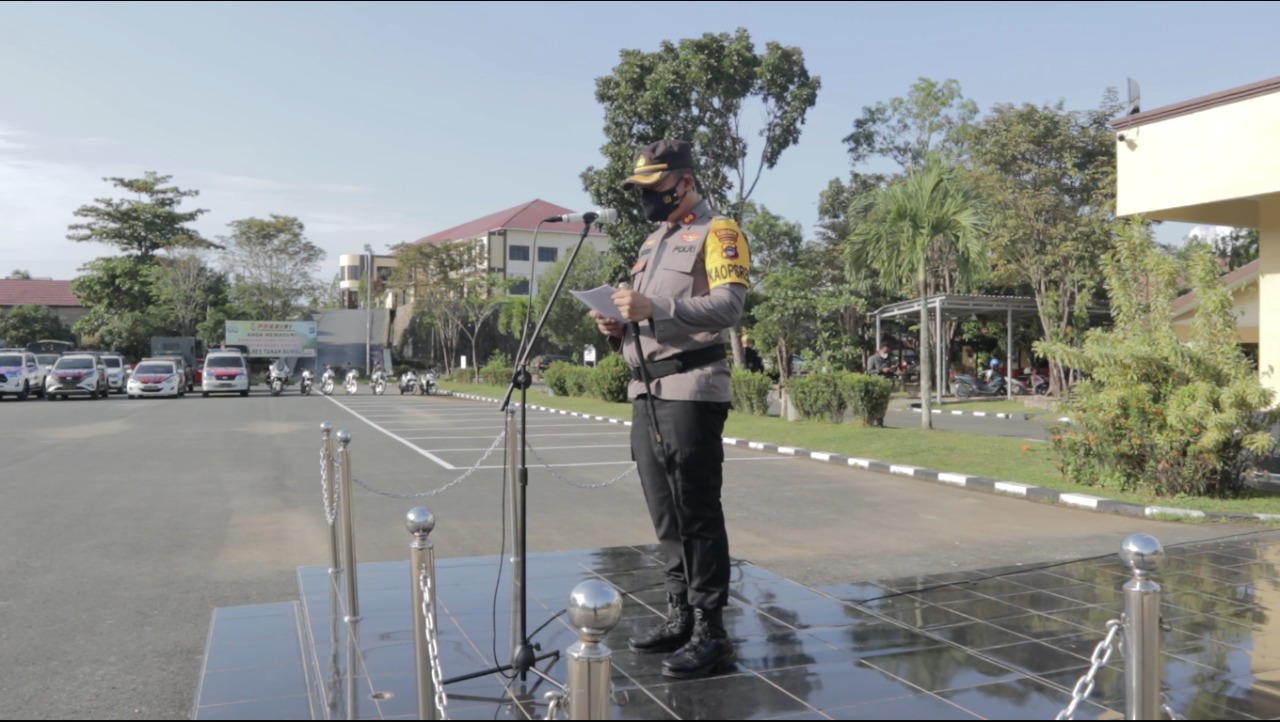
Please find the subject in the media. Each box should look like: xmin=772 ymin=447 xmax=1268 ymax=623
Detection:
xmin=371 ymin=368 xmax=387 ymax=396
xmin=344 ymin=369 xmax=359 ymax=395
xmin=269 ymin=368 xmax=288 ymax=397
xmin=950 ymin=371 xmax=1009 ymax=398
xmin=419 ymin=370 xmax=438 ymax=396
xmin=300 ymin=369 xmax=313 ymax=396
xmin=321 ymin=367 xmax=335 ymax=395
xmin=398 ymin=371 xmax=417 ymax=395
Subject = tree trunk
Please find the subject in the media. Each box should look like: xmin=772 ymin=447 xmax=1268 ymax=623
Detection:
xmin=918 ymin=265 xmax=933 ymax=430
xmin=728 ymin=326 xmax=745 ymax=369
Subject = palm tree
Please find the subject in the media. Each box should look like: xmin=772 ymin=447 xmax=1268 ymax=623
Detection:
xmin=847 ymin=153 xmax=987 ymax=429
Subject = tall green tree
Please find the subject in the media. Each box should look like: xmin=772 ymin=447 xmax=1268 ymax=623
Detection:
xmin=581 ymin=28 xmax=820 ymax=369
xmin=969 ymin=90 xmax=1121 ymax=394
xmin=843 ymin=77 xmax=979 ymax=170
xmin=219 ymin=215 xmax=325 ymax=320
xmin=583 ymin=29 xmax=820 ymax=259
xmin=0 ymin=305 xmax=73 ymax=347
xmin=8 ymin=269 xmax=32 ymax=279
xmin=149 ymin=251 xmax=227 ymax=338
xmin=847 ymin=154 xmax=988 ymax=429
xmin=740 ymin=202 xmax=803 ymax=288
xmin=67 ymin=172 xmax=212 ymax=258
xmin=505 ymin=244 xmax=620 ymax=360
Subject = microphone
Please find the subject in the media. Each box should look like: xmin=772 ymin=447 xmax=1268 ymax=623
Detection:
xmin=543 ymin=209 xmax=618 ymax=224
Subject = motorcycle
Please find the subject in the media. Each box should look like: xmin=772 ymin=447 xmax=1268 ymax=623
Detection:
xmin=321 ymin=368 xmax=335 ymax=395
xmin=344 ymin=369 xmax=359 ymax=395
xmin=398 ymin=372 xmax=417 ymax=395
xmin=950 ymin=371 xmax=1010 ymax=398
xmin=371 ymin=368 xmax=387 ymax=396
xmin=419 ymin=371 xmax=438 ymax=396
xmin=269 ymin=368 xmax=288 ymax=397
xmin=300 ymin=369 xmax=313 ymax=396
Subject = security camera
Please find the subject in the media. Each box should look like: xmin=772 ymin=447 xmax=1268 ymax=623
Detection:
xmin=1117 ymin=133 xmax=1127 ymax=142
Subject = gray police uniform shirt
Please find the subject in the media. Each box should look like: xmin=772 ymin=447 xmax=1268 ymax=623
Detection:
xmin=622 ymin=199 xmax=750 ymax=402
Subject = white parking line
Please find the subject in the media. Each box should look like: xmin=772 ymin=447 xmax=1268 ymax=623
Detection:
xmin=428 ymin=443 xmax=635 ymax=453
xmin=324 ymin=396 xmax=458 ymax=469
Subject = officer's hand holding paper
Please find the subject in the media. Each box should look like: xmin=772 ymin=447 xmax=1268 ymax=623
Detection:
xmin=573 ymin=285 xmax=627 ymax=323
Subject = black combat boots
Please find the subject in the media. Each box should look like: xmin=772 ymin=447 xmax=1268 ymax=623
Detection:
xmin=629 ymin=594 xmax=694 ymax=654
xmin=661 ymin=607 xmax=735 ymax=679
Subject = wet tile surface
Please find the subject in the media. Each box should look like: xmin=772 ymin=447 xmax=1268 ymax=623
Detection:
xmin=197 ymin=534 xmax=1280 ymax=719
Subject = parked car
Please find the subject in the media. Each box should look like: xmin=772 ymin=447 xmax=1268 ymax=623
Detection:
xmin=201 ymin=351 xmax=250 ymax=397
xmin=150 ymin=353 xmax=194 ymax=392
xmin=127 ymin=359 xmax=183 ymax=399
xmin=46 ymin=354 xmax=109 ymax=399
xmin=0 ymin=349 xmax=46 ymax=400
xmin=100 ymin=353 xmax=127 ymax=394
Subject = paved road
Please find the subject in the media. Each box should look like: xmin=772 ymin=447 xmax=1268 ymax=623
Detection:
xmin=882 ymin=407 xmax=1054 ymax=441
xmin=0 ymin=391 xmax=1266 ymax=719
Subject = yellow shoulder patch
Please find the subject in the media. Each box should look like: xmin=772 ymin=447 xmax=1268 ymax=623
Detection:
xmin=703 ymin=217 xmax=751 ymax=289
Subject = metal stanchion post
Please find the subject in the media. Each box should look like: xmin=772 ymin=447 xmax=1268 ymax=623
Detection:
xmin=336 ymin=429 xmax=361 ymax=622
xmin=1120 ymin=533 xmax=1163 ymax=721
xmin=565 ymin=580 xmax=622 ymax=720
xmin=408 ymin=507 xmax=438 ymax=721
xmin=506 ymin=407 xmax=521 ymax=663
xmin=321 ymin=422 xmax=341 ymax=575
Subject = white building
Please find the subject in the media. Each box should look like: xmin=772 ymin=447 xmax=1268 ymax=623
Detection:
xmin=336 ymin=253 xmax=397 ymax=310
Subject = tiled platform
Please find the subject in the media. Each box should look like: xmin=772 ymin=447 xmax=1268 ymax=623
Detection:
xmin=195 ymin=533 xmax=1280 ymax=719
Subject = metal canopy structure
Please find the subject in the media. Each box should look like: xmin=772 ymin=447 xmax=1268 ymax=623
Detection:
xmin=870 ymin=294 xmax=1110 ymax=403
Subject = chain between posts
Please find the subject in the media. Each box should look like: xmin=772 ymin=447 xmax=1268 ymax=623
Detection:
xmin=419 ymin=568 xmax=449 ymax=720
xmin=1056 ymin=618 xmax=1122 ymax=720
xmin=525 ymin=441 xmax=636 ymax=489
xmin=350 ymin=429 xmax=506 ymax=499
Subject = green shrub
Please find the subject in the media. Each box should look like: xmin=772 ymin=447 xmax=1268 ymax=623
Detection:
xmin=589 ymin=353 xmax=631 ymax=403
xmin=841 ymin=372 xmax=893 ymax=427
xmin=787 ymin=371 xmax=847 ymax=423
xmin=543 ymin=361 xmax=575 ymax=396
xmin=731 ymin=370 xmax=771 ymax=416
xmin=480 ymin=353 xmax=512 ymax=386
xmin=446 ymin=367 xmax=471 ymax=384
xmin=1038 ymin=220 xmax=1277 ymax=498
xmin=564 ymin=366 xmax=594 ymax=397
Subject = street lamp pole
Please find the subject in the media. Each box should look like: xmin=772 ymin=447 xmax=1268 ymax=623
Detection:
xmin=364 ymin=244 xmax=373 ymax=376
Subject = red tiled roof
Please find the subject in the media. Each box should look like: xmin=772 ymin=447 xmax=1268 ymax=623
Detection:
xmin=0 ymin=279 xmax=82 ymax=308
xmin=413 ymin=199 xmax=608 ymax=245
xmin=1172 ymin=258 xmax=1260 ymax=313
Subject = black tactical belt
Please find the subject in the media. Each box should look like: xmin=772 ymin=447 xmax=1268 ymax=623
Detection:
xmin=631 ymin=345 xmax=727 ymax=381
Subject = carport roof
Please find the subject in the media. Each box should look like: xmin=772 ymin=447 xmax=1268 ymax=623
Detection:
xmin=871 ymin=294 xmax=1110 ymax=322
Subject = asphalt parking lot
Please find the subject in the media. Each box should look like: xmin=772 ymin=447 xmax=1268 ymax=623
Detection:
xmin=0 ymin=389 xmax=1260 ymax=719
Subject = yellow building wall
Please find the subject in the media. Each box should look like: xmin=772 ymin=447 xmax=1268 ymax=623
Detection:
xmin=1116 ymin=93 xmax=1280 ymax=225
xmin=1172 ymin=283 xmax=1259 ymax=344
xmin=1259 ymin=201 xmax=1280 ymax=395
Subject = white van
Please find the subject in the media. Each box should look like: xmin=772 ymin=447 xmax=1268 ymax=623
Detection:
xmin=201 ymin=352 xmax=250 ymax=397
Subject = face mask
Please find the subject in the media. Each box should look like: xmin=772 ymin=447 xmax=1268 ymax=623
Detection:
xmin=639 ymin=183 xmax=685 ymax=222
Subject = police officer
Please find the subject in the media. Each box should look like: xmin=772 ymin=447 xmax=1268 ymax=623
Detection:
xmin=591 ymin=139 xmax=750 ymax=679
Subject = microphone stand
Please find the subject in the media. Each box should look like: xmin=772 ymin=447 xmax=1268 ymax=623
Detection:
xmin=444 ymin=213 xmax=602 ymax=691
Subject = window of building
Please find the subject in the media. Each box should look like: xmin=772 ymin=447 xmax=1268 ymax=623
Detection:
xmin=508 ymin=245 xmax=530 ymax=261
xmin=537 ymin=247 xmax=558 ymax=263
xmin=343 ymin=265 xmax=362 ymax=281
xmin=509 ymin=277 xmax=530 ymax=295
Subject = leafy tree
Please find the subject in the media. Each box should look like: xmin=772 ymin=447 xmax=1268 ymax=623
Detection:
xmin=8 ymin=269 xmax=32 ymax=279
xmin=0 ymin=304 xmax=73 ymax=347
xmin=581 ymin=28 xmax=820 ymax=368
xmin=515 ymin=244 xmax=620 ymax=359
xmin=846 ymin=154 xmax=987 ymax=429
xmin=67 ymin=172 xmax=212 ymax=258
xmin=219 ymin=215 xmax=325 ymax=320
xmin=583 ymin=28 xmax=820 ymax=258
xmin=969 ymin=91 xmax=1121 ymax=394
xmin=1038 ymin=219 xmax=1276 ymax=498
xmin=740 ymin=202 xmax=802 ymax=287
xmin=1188 ymin=226 xmax=1259 ymax=273
xmin=843 ymin=77 xmax=979 ymax=170
xmin=149 ymin=251 xmax=227 ymax=337
xmin=750 ymin=261 xmax=823 ymax=390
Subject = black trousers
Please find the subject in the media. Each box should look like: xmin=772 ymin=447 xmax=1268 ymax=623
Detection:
xmin=631 ymin=397 xmax=731 ymax=611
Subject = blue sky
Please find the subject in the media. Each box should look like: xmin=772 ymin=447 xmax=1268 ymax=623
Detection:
xmin=0 ymin=1 xmax=1273 ymax=280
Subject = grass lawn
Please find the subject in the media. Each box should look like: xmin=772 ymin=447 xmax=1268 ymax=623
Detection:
xmin=442 ymin=382 xmax=1280 ymax=517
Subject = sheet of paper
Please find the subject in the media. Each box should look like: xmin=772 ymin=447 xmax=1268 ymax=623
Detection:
xmin=570 ymin=284 xmax=625 ymax=323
